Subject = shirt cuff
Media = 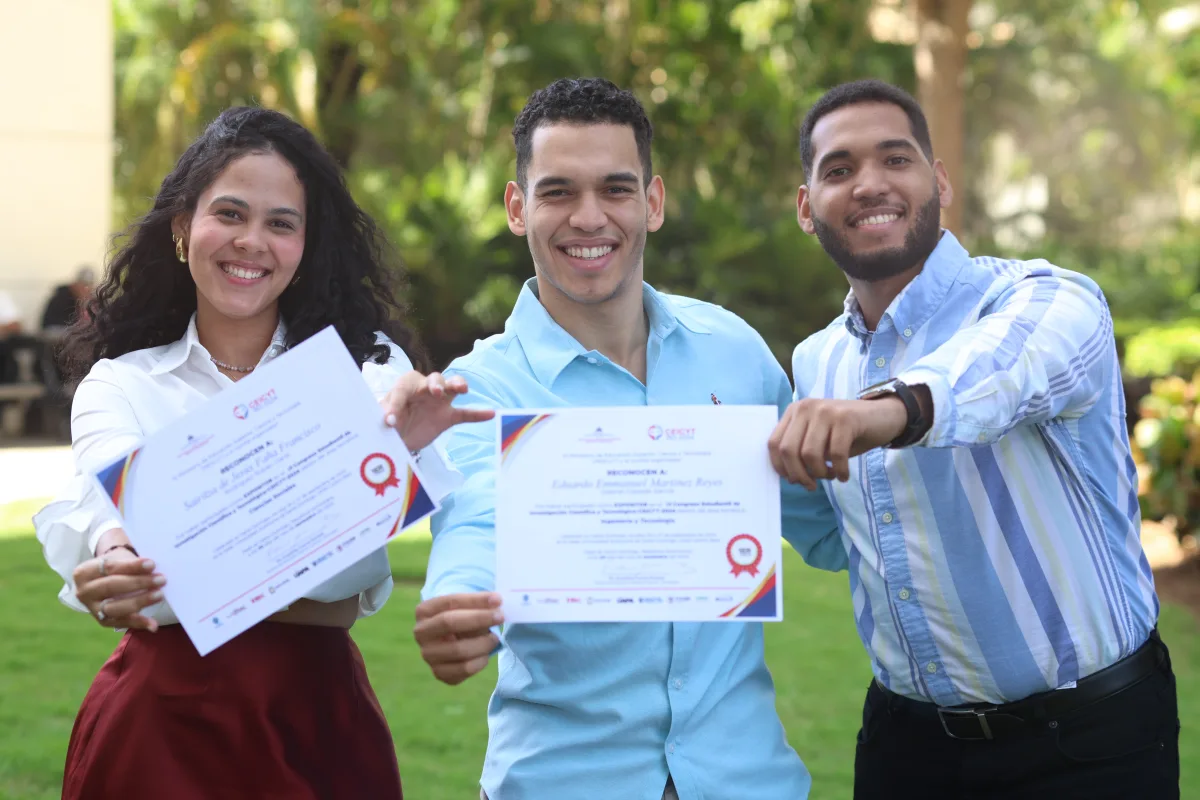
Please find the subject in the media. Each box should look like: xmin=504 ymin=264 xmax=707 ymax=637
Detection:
xmin=895 ymin=368 xmax=957 ymax=447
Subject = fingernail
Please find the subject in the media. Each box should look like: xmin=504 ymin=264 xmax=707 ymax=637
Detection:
xmin=152 ymin=575 xmax=166 ymax=586
xmin=148 ymin=621 xmax=158 ymax=633
xmin=150 ymin=591 xmax=164 ymax=601
xmin=492 ymin=611 xmax=505 ymax=623
xmin=142 ymin=559 xmax=155 ymax=570
xmin=385 ymin=413 xmax=397 ymax=427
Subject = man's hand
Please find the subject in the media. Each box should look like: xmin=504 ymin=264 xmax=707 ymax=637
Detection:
xmin=413 ymin=592 xmax=504 ymax=686
xmin=768 ymin=397 xmax=908 ymax=490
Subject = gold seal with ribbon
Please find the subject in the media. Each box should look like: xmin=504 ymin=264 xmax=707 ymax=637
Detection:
xmin=726 ymin=533 xmax=763 ymax=577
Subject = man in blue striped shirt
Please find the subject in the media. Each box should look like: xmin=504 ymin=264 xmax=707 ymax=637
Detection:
xmin=770 ymin=78 xmax=1180 ymax=798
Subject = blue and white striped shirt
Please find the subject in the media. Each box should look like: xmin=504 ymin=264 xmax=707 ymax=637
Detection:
xmin=791 ymin=231 xmax=1159 ymax=706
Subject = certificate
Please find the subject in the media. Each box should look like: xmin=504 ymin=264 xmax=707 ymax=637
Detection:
xmin=91 ymin=327 xmax=438 ymax=655
xmin=495 ymin=406 xmax=783 ymax=623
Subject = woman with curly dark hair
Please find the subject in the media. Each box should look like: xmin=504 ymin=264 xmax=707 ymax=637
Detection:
xmin=33 ymin=106 xmax=492 ymax=799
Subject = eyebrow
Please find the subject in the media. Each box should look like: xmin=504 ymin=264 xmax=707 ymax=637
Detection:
xmin=815 ymin=139 xmax=920 ymax=177
xmin=532 ymin=172 xmax=641 ymax=192
xmin=210 ymin=194 xmax=303 ymax=220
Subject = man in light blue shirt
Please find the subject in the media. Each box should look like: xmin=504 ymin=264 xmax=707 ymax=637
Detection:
xmin=412 ymin=78 xmax=856 ymax=800
xmin=768 ymin=79 xmax=1178 ymax=798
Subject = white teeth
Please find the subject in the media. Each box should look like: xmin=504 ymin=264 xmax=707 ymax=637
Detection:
xmin=856 ymin=214 xmax=900 ymax=227
xmin=564 ymin=245 xmax=614 ymax=259
xmin=221 ymin=264 xmax=267 ymax=280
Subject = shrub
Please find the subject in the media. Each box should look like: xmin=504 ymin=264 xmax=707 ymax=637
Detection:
xmin=1132 ymin=371 xmax=1200 ymax=538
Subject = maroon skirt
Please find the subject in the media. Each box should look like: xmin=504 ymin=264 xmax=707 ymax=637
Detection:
xmin=62 ymin=622 xmax=402 ymax=800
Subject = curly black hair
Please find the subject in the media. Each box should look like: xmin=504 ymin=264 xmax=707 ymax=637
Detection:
xmin=512 ymin=77 xmax=654 ymax=189
xmin=799 ymin=79 xmax=934 ymax=180
xmin=62 ymin=106 xmax=424 ymax=382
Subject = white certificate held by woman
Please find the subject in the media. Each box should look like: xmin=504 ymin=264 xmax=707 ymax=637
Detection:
xmin=90 ymin=326 xmax=437 ymax=655
xmin=496 ymin=405 xmax=784 ymax=623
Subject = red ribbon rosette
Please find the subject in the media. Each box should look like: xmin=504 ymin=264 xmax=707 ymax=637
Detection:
xmin=360 ymin=452 xmax=401 ymax=496
xmin=726 ymin=533 xmax=763 ymax=577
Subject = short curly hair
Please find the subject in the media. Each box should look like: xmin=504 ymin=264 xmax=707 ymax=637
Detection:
xmin=799 ymin=79 xmax=933 ymax=180
xmin=512 ymin=77 xmax=654 ymax=189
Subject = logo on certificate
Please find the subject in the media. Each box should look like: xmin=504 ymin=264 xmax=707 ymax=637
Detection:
xmin=360 ymin=452 xmax=401 ymax=496
xmin=726 ymin=534 xmax=763 ymax=577
xmin=647 ymin=425 xmax=664 ymax=440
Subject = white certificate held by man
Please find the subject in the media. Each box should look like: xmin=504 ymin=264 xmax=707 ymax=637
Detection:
xmin=90 ymin=327 xmax=438 ymax=656
xmin=496 ymin=405 xmax=783 ymax=623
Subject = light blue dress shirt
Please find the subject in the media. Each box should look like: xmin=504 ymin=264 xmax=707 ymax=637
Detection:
xmin=791 ymin=231 xmax=1159 ymax=706
xmin=424 ymin=278 xmax=845 ymax=800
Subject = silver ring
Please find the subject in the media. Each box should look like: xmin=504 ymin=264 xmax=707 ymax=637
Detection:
xmin=95 ymin=600 xmax=108 ymax=622
xmin=98 ymin=556 xmax=108 ymax=577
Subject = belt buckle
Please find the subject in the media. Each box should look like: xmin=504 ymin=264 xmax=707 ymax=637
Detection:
xmin=936 ymin=706 xmax=998 ymax=740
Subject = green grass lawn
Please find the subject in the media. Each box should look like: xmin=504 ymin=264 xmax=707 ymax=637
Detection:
xmin=0 ymin=524 xmax=1197 ymax=799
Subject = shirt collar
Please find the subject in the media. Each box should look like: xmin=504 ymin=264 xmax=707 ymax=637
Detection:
xmin=148 ymin=313 xmax=289 ymax=375
xmin=507 ymin=277 xmax=699 ymax=387
xmin=842 ymin=229 xmax=970 ymax=342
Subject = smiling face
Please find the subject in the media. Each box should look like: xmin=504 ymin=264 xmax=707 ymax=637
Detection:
xmin=504 ymin=123 xmax=664 ymax=314
xmin=798 ymin=102 xmax=951 ymax=282
xmin=176 ymin=151 xmax=307 ymax=326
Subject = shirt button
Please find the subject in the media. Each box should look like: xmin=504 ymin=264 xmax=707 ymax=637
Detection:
xmin=874 ymin=356 xmax=886 ymax=367
xmin=881 ymin=512 xmax=894 ymax=524
xmin=586 ymin=357 xmax=598 ymax=365
xmin=668 ymin=743 xmax=676 ymax=754
xmin=926 ymin=662 xmax=938 ymax=674
xmin=898 ymin=588 xmax=911 ymax=601
xmin=903 ymin=327 xmax=913 ymax=337
xmin=673 ymin=678 xmax=683 ymax=689
xmin=977 ymin=433 xmax=987 ymax=443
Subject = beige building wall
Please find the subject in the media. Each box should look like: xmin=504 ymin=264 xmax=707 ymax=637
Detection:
xmin=0 ymin=0 xmax=112 ymax=330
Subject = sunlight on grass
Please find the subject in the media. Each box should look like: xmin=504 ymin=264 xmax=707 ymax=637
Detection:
xmin=0 ymin=507 xmax=1197 ymax=799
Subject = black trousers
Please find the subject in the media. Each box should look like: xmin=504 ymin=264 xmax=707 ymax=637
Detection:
xmin=854 ymin=634 xmax=1180 ymax=799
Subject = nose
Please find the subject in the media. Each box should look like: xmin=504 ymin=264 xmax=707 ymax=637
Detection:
xmin=233 ymin=222 xmax=269 ymax=253
xmin=851 ymin=161 xmax=891 ymax=201
xmin=568 ymin=191 xmax=607 ymax=232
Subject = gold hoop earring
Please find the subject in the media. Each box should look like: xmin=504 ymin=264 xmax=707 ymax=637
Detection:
xmin=174 ymin=235 xmax=187 ymax=264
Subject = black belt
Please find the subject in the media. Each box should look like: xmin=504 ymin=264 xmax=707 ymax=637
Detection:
xmin=876 ymin=629 xmax=1165 ymax=741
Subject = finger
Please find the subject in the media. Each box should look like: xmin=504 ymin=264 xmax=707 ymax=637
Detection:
xmin=414 ymin=608 xmax=504 ymax=643
xmin=779 ymin=416 xmax=816 ymax=489
xmin=453 ymin=407 xmax=496 ymax=425
xmin=101 ymin=612 xmax=160 ymax=633
xmin=76 ymin=573 xmax=166 ymax=606
xmin=767 ymin=412 xmax=793 ymax=478
xmin=425 ymin=371 xmax=446 ymax=397
xmin=75 ymin=556 xmax=156 ymax=587
xmin=799 ymin=416 xmax=833 ymax=484
xmin=443 ymin=375 xmax=470 ymax=396
xmin=96 ymin=590 xmax=165 ymax=620
xmin=421 ymin=632 xmax=500 ymax=666
xmin=828 ymin=424 xmax=855 ymax=482
xmin=433 ymin=654 xmax=492 ymax=686
xmin=414 ymin=592 xmax=502 ymax=621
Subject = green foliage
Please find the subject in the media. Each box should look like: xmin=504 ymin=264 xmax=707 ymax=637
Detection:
xmin=1125 ymin=321 xmax=1200 ymax=379
xmin=1133 ymin=372 xmax=1200 ymax=537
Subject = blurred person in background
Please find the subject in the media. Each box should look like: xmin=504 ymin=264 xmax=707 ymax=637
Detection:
xmin=33 ymin=106 xmax=491 ymax=800
xmin=41 ymin=265 xmax=96 ymax=331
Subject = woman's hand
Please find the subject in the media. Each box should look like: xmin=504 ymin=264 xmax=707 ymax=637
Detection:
xmin=381 ymin=371 xmax=495 ymax=453
xmin=73 ymin=546 xmax=165 ymax=632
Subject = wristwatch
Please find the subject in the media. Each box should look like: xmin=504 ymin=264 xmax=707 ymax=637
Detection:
xmin=857 ymin=379 xmax=928 ymax=448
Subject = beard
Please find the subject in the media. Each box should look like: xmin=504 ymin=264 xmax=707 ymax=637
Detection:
xmin=811 ymin=188 xmax=942 ymax=282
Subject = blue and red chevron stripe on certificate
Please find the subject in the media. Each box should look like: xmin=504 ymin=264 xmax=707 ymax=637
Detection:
xmin=719 ymin=563 xmax=778 ymax=618
xmin=499 ymin=413 xmax=553 ymax=464
xmin=96 ymin=449 xmax=142 ymax=517
xmin=386 ymin=466 xmax=436 ymax=540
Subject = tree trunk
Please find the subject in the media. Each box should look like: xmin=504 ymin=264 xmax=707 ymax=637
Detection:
xmin=914 ymin=0 xmax=970 ymax=235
